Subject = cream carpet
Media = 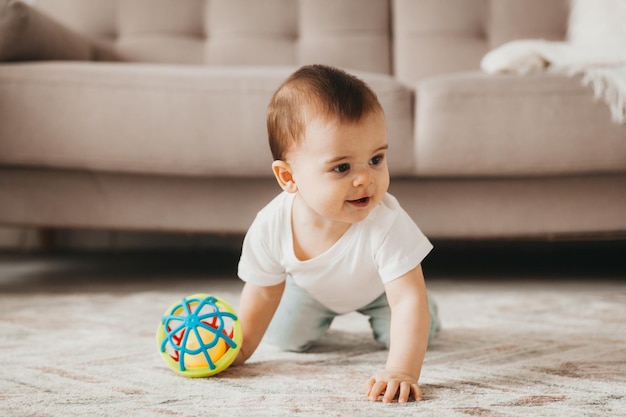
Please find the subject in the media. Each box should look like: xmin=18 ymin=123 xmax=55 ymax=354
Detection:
xmin=0 ymin=248 xmax=625 ymax=417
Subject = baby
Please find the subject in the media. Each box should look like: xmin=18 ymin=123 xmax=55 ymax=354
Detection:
xmin=233 ymin=64 xmax=439 ymax=403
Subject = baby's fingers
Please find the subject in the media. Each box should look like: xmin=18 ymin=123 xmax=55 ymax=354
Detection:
xmin=410 ymin=383 xmax=424 ymax=401
xmin=398 ymin=382 xmax=412 ymax=403
xmin=366 ymin=379 xmax=387 ymax=402
xmin=382 ymin=380 xmax=400 ymax=403
xmin=390 ymin=382 xmax=420 ymax=403
xmin=366 ymin=375 xmax=423 ymax=403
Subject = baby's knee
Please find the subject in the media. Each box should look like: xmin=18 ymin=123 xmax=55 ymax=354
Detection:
xmin=427 ymin=292 xmax=441 ymax=344
xmin=265 ymin=332 xmax=315 ymax=353
xmin=264 ymin=318 xmax=325 ymax=352
xmin=371 ymin=326 xmax=391 ymax=349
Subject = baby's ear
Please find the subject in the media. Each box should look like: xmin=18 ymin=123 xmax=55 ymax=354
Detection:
xmin=272 ymin=160 xmax=298 ymax=193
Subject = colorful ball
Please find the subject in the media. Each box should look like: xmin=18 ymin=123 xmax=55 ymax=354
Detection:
xmin=156 ymin=293 xmax=242 ymax=377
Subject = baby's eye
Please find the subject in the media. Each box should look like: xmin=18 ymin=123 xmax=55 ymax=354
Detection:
xmin=333 ymin=163 xmax=350 ymax=173
xmin=369 ymin=154 xmax=385 ymax=166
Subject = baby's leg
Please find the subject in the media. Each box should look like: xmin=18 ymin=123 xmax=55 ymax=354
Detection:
xmin=426 ymin=292 xmax=441 ymax=342
xmin=357 ymin=293 xmax=391 ymax=348
xmin=358 ymin=291 xmax=441 ymax=348
xmin=264 ymin=277 xmax=337 ymax=352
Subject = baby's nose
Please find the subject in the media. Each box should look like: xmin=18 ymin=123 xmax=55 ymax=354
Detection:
xmin=352 ymin=168 xmax=373 ymax=187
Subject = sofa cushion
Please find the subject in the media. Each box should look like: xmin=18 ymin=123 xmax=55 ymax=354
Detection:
xmin=415 ymin=72 xmax=626 ymax=177
xmin=0 ymin=62 xmax=414 ymax=177
xmin=0 ymin=0 xmax=118 ymax=61
xmin=568 ymin=0 xmax=626 ymax=47
xmin=488 ymin=0 xmax=569 ymax=48
xmin=35 ymin=0 xmax=392 ymax=74
xmin=0 ymin=0 xmax=92 ymax=61
xmin=392 ymin=0 xmax=569 ymax=86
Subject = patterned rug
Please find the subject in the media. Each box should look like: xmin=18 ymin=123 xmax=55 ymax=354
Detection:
xmin=0 ymin=252 xmax=624 ymax=417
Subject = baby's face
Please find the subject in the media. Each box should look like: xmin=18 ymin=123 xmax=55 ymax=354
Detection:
xmin=286 ymin=112 xmax=390 ymax=225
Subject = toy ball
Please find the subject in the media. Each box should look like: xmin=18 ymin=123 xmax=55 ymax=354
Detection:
xmin=156 ymin=293 xmax=242 ymax=377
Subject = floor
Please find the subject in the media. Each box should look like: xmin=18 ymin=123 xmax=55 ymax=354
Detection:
xmin=0 ymin=239 xmax=624 ymax=417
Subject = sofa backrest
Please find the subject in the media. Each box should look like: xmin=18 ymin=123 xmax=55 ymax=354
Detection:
xmin=393 ymin=0 xmax=570 ymax=85
xmin=34 ymin=0 xmax=570 ymax=84
xmin=34 ymin=0 xmax=392 ymax=74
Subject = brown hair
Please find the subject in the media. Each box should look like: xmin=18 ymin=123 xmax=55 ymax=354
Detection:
xmin=267 ymin=64 xmax=383 ymax=161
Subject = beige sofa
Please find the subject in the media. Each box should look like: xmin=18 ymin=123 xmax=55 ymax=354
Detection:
xmin=1 ymin=0 xmax=625 ymax=240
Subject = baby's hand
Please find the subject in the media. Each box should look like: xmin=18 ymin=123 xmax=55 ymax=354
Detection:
xmin=365 ymin=370 xmax=423 ymax=403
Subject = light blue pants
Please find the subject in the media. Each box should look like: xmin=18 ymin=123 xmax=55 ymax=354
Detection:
xmin=264 ymin=277 xmax=440 ymax=352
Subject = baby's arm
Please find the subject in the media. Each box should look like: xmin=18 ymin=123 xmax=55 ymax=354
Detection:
xmin=232 ymin=281 xmax=285 ymax=366
xmin=366 ymin=264 xmax=430 ymax=403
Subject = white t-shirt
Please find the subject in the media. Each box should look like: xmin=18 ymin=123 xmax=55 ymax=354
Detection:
xmin=237 ymin=192 xmax=433 ymax=314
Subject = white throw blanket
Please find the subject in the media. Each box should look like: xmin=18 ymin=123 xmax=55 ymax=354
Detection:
xmin=481 ymin=40 xmax=626 ymax=124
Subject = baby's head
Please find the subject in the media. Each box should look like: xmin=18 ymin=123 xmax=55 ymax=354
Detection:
xmin=267 ymin=64 xmax=384 ymax=161
xmin=267 ymin=65 xmax=390 ymax=225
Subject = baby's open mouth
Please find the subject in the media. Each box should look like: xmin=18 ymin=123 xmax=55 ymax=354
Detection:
xmin=348 ymin=197 xmax=370 ymax=206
